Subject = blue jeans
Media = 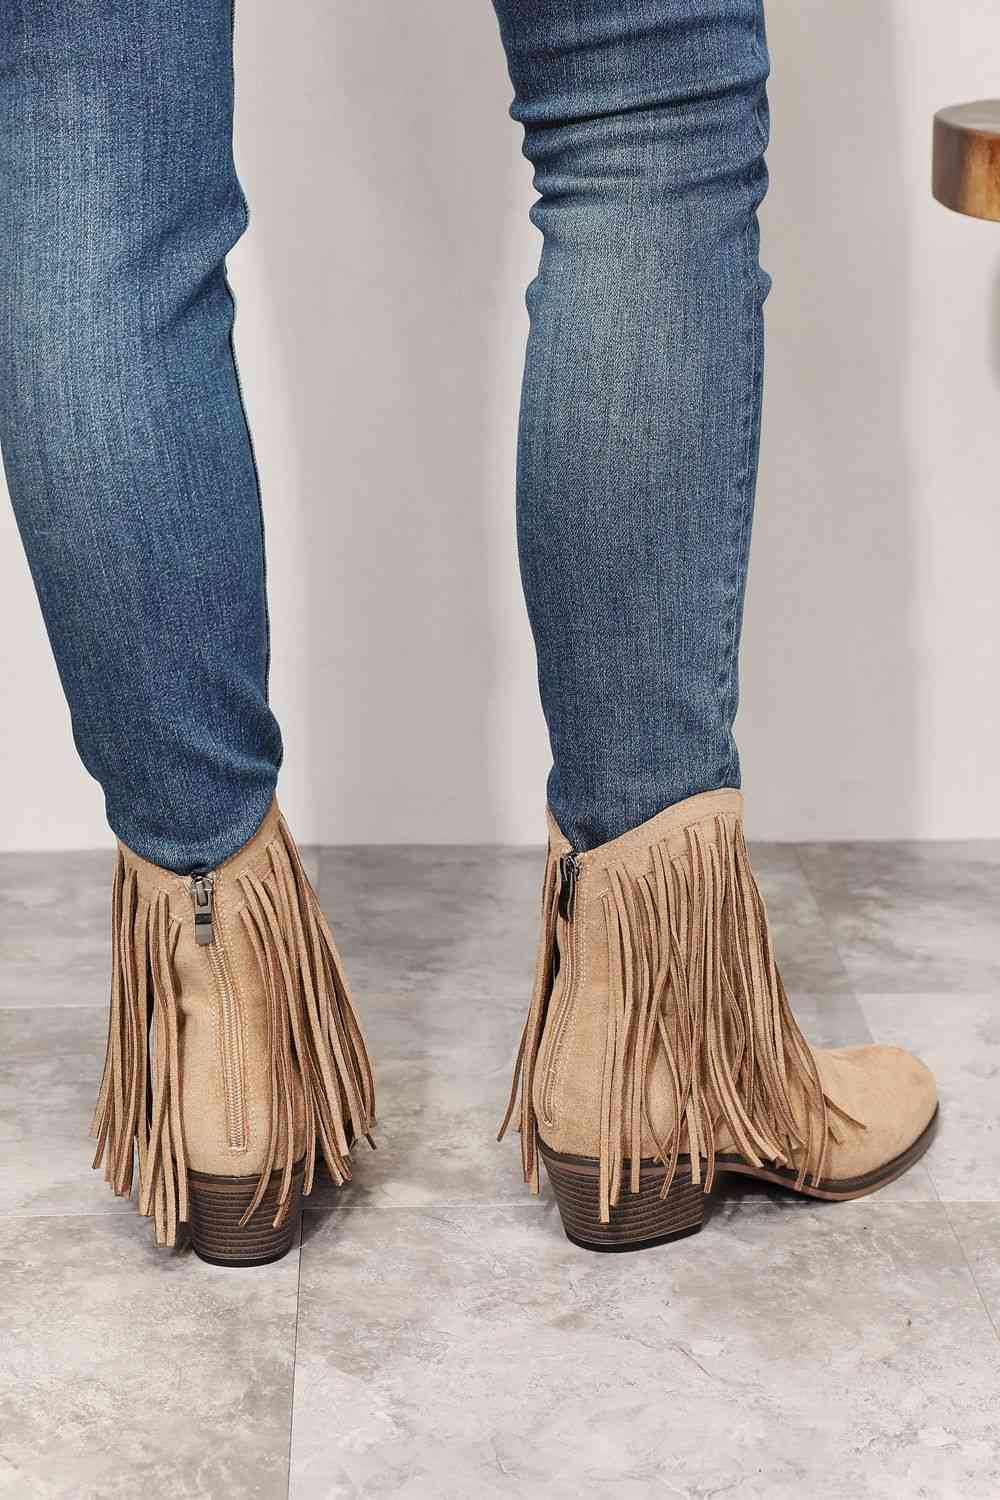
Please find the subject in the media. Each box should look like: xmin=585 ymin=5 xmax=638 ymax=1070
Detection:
xmin=0 ymin=0 xmax=769 ymax=870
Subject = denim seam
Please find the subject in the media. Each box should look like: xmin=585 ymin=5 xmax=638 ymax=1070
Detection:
xmin=719 ymin=174 xmax=764 ymax=786
xmin=720 ymin=10 xmax=769 ymax=786
xmin=226 ymin=0 xmax=272 ymax=703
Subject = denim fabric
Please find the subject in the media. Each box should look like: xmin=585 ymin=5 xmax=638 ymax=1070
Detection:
xmin=493 ymin=0 xmax=771 ymax=851
xmin=0 ymin=0 xmax=281 ymax=872
xmin=0 ymin=0 xmax=769 ymax=869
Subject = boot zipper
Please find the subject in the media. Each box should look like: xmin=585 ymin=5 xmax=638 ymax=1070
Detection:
xmin=191 ymin=872 xmax=215 ymax=945
xmin=541 ymin=850 xmax=580 ymax=1125
xmin=558 ymin=851 xmax=578 ymax=919
xmin=190 ymin=872 xmax=247 ymax=1153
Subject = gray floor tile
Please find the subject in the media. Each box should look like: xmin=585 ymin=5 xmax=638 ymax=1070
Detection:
xmin=750 ymin=841 xmax=853 ymax=994
xmin=357 ymin=984 xmax=527 ymax=1062
xmin=310 ymin=986 xmax=537 ymax=1210
xmin=858 ymin=992 xmax=1000 ymax=1201
xmin=0 ymin=848 xmax=113 ymax=1010
xmin=791 ymin=990 xmax=874 ymax=1050
xmin=289 ymin=1199 xmax=1000 ymax=1500
xmin=319 ymin=845 xmax=543 ymax=999
xmin=798 ymin=841 xmax=1000 ymax=993
xmin=311 ymin=1048 xmax=526 ymax=1211
xmin=0 ymin=1006 xmax=129 ymax=1219
xmin=0 ymin=1213 xmax=299 ymax=1499
xmin=945 ymin=1203 xmax=1000 ymax=1334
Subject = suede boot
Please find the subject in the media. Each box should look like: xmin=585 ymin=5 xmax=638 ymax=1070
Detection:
xmin=91 ymin=800 xmax=374 ymax=1264
xmin=501 ymin=790 xmax=937 ymax=1250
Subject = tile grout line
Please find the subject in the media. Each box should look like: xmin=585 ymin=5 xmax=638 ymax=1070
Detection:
xmin=0 ymin=1001 xmax=108 ymax=1012
xmin=285 ymin=1223 xmax=305 ymax=1500
xmin=941 ymin=1204 xmax=1000 ymax=1346
xmin=300 ymin=1200 xmax=546 ymax=1217
xmin=0 ymin=1208 xmax=139 ymax=1221
xmin=0 ymin=1197 xmax=551 ymax=1227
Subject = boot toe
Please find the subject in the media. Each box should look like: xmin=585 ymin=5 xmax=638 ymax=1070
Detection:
xmin=815 ymin=1044 xmax=938 ymax=1184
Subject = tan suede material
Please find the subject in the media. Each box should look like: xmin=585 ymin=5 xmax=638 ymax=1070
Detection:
xmin=806 ymin=1047 xmax=937 ymax=1178
xmin=537 ymin=792 xmax=746 ymax=1159
xmin=705 ymin=1045 xmax=938 ymax=1180
xmin=507 ymin=791 xmax=937 ymax=1207
xmin=113 ymin=799 xmax=302 ymax=1178
xmin=91 ymin=799 xmax=376 ymax=1246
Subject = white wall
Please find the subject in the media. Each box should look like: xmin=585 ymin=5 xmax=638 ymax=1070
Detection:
xmin=0 ymin=0 xmax=997 ymax=850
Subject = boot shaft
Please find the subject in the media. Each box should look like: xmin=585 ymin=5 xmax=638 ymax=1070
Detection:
xmin=92 ymin=800 xmax=375 ymax=1249
xmin=531 ymin=789 xmax=747 ymax=1161
xmin=118 ymin=799 xmax=298 ymax=1177
xmin=504 ymin=788 xmax=829 ymax=1220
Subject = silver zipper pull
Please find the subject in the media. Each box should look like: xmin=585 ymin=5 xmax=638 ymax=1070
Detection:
xmin=558 ymin=851 xmax=579 ymax=919
xmin=190 ymin=873 xmax=215 ymax=945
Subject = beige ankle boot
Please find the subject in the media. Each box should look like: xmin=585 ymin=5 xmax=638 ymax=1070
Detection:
xmin=501 ymin=790 xmax=937 ymax=1251
xmin=91 ymin=800 xmax=374 ymax=1264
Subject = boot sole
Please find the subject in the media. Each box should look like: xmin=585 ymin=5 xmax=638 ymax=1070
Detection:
xmin=540 ymin=1104 xmax=939 ymax=1253
xmin=715 ymin=1102 xmax=940 ymax=1200
xmin=188 ymin=1159 xmax=305 ymax=1267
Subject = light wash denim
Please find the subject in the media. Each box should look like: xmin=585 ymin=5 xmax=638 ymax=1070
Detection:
xmin=0 ymin=0 xmax=770 ymax=871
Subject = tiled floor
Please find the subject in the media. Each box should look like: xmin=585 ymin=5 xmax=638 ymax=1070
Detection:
xmin=1 ymin=841 xmax=998 ymax=1498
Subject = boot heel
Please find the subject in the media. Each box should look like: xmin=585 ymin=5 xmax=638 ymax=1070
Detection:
xmin=187 ymin=1160 xmax=305 ymax=1267
xmin=540 ymin=1142 xmax=704 ymax=1252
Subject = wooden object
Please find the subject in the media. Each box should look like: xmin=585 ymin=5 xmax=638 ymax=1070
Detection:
xmin=933 ymin=100 xmax=1000 ymax=222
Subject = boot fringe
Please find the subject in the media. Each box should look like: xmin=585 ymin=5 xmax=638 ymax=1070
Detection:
xmin=234 ymin=816 xmax=375 ymax=1229
xmin=91 ymin=858 xmax=188 ymax=1245
xmin=91 ymin=817 xmax=375 ymax=1248
xmin=501 ymin=811 xmax=853 ymax=1224
xmin=497 ymin=849 xmax=560 ymax=1195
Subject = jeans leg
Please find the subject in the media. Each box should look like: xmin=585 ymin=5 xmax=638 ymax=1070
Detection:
xmin=492 ymin=0 xmax=771 ymax=851
xmin=0 ymin=0 xmax=282 ymax=873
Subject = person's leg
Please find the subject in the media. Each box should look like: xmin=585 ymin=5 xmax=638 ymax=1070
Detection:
xmin=493 ymin=0 xmax=770 ymax=853
xmin=0 ymin=0 xmax=281 ymax=873
xmin=0 ymin=1 xmax=374 ymax=1262
xmin=493 ymin=1 xmax=937 ymax=1249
